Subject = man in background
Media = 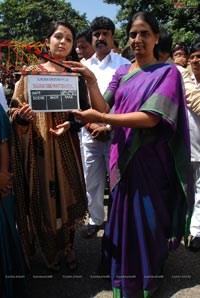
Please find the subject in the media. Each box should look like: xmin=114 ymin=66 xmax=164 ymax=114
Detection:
xmin=81 ymin=16 xmax=130 ymax=237
xmin=75 ymin=29 xmax=95 ymax=61
xmin=158 ymin=34 xmax=200 ymax=251
xmin=187 ymin=42 xmax=200 ymax=252
xmin=112 ymin=40 xmax=121 ymax=55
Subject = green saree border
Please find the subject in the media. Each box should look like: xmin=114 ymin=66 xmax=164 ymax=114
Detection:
xmin=113 ymin=286 xmax=159 ymax=298
xmin=120 ymin=62 xmax=159 ymax=86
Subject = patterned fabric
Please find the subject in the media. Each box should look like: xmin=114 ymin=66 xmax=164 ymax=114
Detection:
xmin=102 ymin=63 xmax=191 ymax=298
xmin=9 ymin=64 xmax=88 ymax=268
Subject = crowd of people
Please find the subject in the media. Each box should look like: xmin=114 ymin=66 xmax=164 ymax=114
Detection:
xmin=0 ymin=9 xmax=200 ymax=298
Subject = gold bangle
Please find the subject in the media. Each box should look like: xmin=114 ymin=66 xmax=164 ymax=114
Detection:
xmin=102 ymin=112 xmax=106 ymax=124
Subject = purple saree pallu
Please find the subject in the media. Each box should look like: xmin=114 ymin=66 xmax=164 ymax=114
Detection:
xmin=102 ymin=63 xmax=191 ymax=298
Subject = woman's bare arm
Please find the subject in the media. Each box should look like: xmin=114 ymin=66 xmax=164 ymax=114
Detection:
xmin=68 ymin=61 xmax=110 ymax=113
xmin=73 ymin=109 xmax=160 ymax=129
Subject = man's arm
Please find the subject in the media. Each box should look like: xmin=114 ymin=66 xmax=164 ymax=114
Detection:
xmin=177 ymin=65 xmax=200 ymax=115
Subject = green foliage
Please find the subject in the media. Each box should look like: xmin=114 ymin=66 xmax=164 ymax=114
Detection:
xmin=0 ymin=0 xmax=89 ymax=42
xmin=103 ymin=0 xmax=200 ymax=49
xmin=0 ymin=0 xmax=199 ymax=68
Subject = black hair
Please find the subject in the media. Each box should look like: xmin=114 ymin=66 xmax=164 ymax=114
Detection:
xmin=75 ymin=29 xmax=92 ymax=44
xmin=126 ymin=11 xmax=160 ymax=60
xmin=46 ymin=20 xmax=76 ymax=40
xmin=190 ymin=42 xmax=200 ymax=55
xmin=157 ymin=29 xmax=173 ymax=54
xmin=91 ymin=17 xmax=115 ymax=35
xmin=172 ymin=42 xmax=189 ymax=56
xmin=126 ymin=11 xmax=159 ymax=37
xmin=45 ymin=20 xmax=79 ymax=61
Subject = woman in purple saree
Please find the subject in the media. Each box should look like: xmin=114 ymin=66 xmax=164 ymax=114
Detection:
xmin=102 ymin=62 xmax=190 ymax=298
xmin=56 ymin=11 xmax=191 ymax=298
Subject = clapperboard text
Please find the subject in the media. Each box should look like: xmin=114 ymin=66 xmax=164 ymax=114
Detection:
xmin=27 ymin=74 xmax=80 ymax=112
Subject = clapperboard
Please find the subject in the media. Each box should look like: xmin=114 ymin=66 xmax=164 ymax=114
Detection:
xmin=25 ymin=70 xmax=81 ymax=112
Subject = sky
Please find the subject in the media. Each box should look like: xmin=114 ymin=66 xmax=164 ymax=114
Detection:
xmin=68 ymin=0 xmax=120 ymax=27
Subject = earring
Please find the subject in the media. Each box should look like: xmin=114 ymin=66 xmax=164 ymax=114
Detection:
xmin=46 ymin=46 xmax=52 ymax=57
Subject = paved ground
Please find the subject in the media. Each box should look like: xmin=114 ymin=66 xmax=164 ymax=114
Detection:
xmin=27 ymin=197 xmax=200 ymax=298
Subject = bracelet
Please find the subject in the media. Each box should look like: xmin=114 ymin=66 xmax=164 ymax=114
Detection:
xmin=86 ymin=80 xmax=97 ymax=88
xmin=102 ymin=112 xmax=107 ymax=124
